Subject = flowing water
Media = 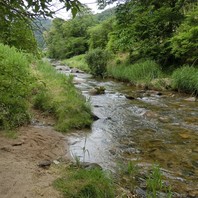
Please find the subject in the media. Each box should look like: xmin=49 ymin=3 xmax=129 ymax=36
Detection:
xmin=55 ymin=63 xmax=198 ymax=197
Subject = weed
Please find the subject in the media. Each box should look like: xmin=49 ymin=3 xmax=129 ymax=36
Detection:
xmin=117 ymin=161 xmax=139 ymax=192
xmin=146 ymin=164 xmax=172 ymax=198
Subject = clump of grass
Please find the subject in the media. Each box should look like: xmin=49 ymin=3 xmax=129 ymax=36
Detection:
xmin=62 ymin=54 xmax=90 ymax=72
xmin=2 ymin=130 xmax=18 ymax=139
xmin=54 ymin=166 xmax=115 ymax=198
xmin=146 ymin=164 xmax=172 ymax=198
xmin=0 ymin=44 xmax=33 ymax=130
xmin=117 ymin=161 xmax=139 ymax=192
xmin=32 ymin=60 xmax=92 ymax=132
xmin=107 ymin=59 xmax=162 ymax=84
xmin=171 ymin=66 xmax=198 ymax=95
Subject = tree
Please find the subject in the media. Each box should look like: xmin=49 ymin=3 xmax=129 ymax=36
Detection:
xmin=88 ymin=17 xmax=115 ymax=49
xmin=110 ymin=0 xmax=185 ymax=67
xmin=170 ymin=4 xmax=198 ymax=66
xmin=0 ymin=0 xmax=82 ymax=21
xmin=45 ymin=13 xmax=95 ymax=59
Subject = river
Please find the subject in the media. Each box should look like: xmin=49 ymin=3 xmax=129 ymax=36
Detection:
xmin=54 ymin=63 xmax=198 ymax=197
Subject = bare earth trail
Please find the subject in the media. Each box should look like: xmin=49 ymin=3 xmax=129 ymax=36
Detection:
xmin=0 ymin=113 xmax=68 ymax=198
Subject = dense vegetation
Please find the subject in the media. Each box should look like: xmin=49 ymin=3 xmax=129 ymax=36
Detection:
xmin=46 ymin=1 xmax=198 ymax=95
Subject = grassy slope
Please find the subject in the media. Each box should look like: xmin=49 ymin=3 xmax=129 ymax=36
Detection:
xmin=32 ymin=60 xmax=92 ymax=132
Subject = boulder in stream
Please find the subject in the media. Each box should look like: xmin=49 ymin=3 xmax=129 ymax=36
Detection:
xmin=89 ymin=86 xmax=105 ymax=95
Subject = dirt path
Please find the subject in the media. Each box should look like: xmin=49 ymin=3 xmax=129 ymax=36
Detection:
xmin=0 ymin=113 xmax=68 ymax=198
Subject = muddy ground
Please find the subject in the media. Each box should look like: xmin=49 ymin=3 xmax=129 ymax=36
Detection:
xmin=0 ymin=112 xmax=68 ymax=198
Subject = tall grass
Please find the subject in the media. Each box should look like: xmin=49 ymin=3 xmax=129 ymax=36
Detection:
xmin=107 ymin=60 xmax=162 ymax=84
xmin=62 ymin=54 xmax=90 ymax=72
xmin=0 ymin=44 xmax=33 ymax=129
xmin=171 ymin=66 xmax=198 ymax=95
xmin=54 ymin=166 xmax=115 ymax=198
xmin=33 ymin=61 xmax=92 ymax=132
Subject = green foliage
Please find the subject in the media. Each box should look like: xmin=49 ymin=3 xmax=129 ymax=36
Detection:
xmin=88 ymin=18 xmax=115 ymax=50
xmin=0 ymin=15 xmax=38 ymax=54
xmin=146 ymin=165 xmax=172 ymax=198
xmin=85 ymin=48 xmax=111 ymax=77
xmin=171 ymin=66 xmax=198 ymax=95
xmin=45 ymin=15 xmax=95 ymax=59
xmin=170 ymin=5 xmax=198 ymax=65
xmin=33 ymin=61 xmax=92 ymax=132
xmin=146 ymin=165 xmax=163 ymax=198
xmin=107 ymin=60 xmax=162 ymax=84
xmin=112 ymin=0 xmax=185 ymax=67
xmin=33 ymin=17 xmax=52 ymax=49
xmin=54 ymin=166 xmax=115 ymax=198
xmin=0 ymin=44 xmax=33 ymax=130
xmin=0 ymin=0 xmax=82 ymax=20
xmin=62 ymin=54 xmax=90 ymax=72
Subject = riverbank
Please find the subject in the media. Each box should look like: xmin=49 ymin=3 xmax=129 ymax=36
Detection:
xmin=62 ymin=54 xmax=198 ymax=97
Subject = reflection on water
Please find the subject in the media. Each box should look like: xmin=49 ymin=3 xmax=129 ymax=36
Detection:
xmin=63 ymin=70 xmax=198 ymax=196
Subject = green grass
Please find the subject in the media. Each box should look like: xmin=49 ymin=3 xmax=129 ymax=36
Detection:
xmin=54 ymin=166 xmax=115 ymax=198
xmin=2 ymin=130 xmax=18 ymax=139
xmin=107 ymin=59 xmax=162 ymax=84
xmin=33 ymin=60 xmax=92 ymax=132
xmin=0 ymin=44 xmax=33 ymax=130
xmin=171 ymin=66 xmax=198 ymax=95
xmin=62 ymin=54 xmax=90 ymax=72
xmin=146 ymin=165 xmax=172 ymax=198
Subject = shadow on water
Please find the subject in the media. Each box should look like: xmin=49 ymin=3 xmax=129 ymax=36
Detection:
xmin=54 ymin=63 xmax=198 ymax=197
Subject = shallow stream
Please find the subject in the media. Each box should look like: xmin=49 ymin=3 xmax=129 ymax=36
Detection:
xmin=54 ymin=63 xmax=198 ymax=197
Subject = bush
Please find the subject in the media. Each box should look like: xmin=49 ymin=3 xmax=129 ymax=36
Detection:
xmin=85 ymin=48 xmax=111 ymax=77
xmin=0 ymin=44 xmax=33 ymax=129
xmin=171 ymin=66 xmax=198 ymax=95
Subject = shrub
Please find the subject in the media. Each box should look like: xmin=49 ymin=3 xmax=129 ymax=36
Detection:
xmin=0 ymin=44 xmax=33 ymax=129
xmin=85 ymin=48 xmax=111 ymax=77
xmin=171 ymin=66 xmax=198 ymax=95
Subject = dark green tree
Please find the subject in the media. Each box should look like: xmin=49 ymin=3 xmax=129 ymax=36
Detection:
xmin=45 ymin=12 xmax=95 ymax=59
xmin=110 ymin=0 xmax=185 ymax=67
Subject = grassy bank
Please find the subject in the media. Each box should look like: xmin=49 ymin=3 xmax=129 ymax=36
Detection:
xmin=0 ymin=44 xmax=92 ymax=132
xmin=62 ymin=53 xmax=198 ymax=96
xmin=171 ymin=66 xmax=198 ymax=95
xmin=54 ymin=165 xmax=115 ymax=198
xmin=32 ymin=60 xmax=92 ymax=132
xmin=107 ymin=59 xmax=162 ymax=84
xmin=62 ymin=54 xmax=90 ymax=72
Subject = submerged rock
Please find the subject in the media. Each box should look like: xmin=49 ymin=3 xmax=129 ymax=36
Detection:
xmin=89 ymin=86 xmax=105 ymax=95
xmin=56 ymin=65 xmax=70 ymax=71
